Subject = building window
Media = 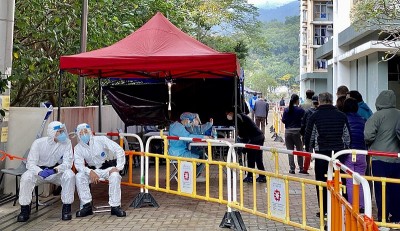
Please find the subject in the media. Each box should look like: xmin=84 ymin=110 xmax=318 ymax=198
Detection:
xmin=302 ymin=30 xmax=307 ymax=45
xmin=314 ymin=2 xmax=329 ymax=20
xmin=314 ymin=25 xmax=327 ymax=45
xmin=302 ymin=55 xmax=307 ymax=67
xmin=302 ymin=10 xmax=307 ymax=22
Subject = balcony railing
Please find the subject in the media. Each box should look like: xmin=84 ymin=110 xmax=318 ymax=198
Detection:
xmin=315 ymin=59 xmax=328 ymax=70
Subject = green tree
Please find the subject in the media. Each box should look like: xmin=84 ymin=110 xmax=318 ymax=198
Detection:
xmin=244 ymin=16 xmax=300 ymax=100
xmin=11 ymin=0 xmax=258 ymax=107
xmin=351 ymin=0 xmax=400 ymax=60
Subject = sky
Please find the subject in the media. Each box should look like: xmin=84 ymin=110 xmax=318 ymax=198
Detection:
xmin=247 ymin=0 xmax=296 ymax=7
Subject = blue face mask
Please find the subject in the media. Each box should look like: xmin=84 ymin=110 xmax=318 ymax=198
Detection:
xmin=56 ymin=132 xmax=67 ymax=143
xmin=185 ymin=121 xmax=192 ymax=128
xmin=80 ymin=134 xmax=90 ymax=144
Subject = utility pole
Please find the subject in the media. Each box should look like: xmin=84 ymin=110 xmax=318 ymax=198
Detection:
xmin=77 ymin=0 xmax=88 ymax=106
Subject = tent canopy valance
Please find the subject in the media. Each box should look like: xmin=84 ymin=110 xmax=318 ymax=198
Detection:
xmin=59 ymin=12 xmax=240 ymax=79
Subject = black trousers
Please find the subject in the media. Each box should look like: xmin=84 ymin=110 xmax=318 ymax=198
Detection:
xmin=314 ymin=158 xmax=329 ymax=214
xmin=314 ymin=150 xmax=346 ymax=214
xmin=246 ymin=136 xmax=265 ymax=178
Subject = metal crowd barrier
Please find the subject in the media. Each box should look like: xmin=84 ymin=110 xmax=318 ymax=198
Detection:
xmin=327 ymin=159 xmax=378 ymax=231
xmin=270 ymin=104 xmax=285 ymax=142
xmin=93 ymin=132 xmax=150 ymax=208
xmin=113 ymin=132 xmax=382 ymax=231
xmin=332 ymin=149 xmax=400 ymax=230
xmin=225 ymin=143 xmax=331 ymax=230
xmin=137 ymin=135 xmax=232 ymax=207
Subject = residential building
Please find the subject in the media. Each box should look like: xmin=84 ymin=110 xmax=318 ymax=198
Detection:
xmin=299 ymin=0 xmax=334 ymax=98
xmin=299 ymin=0 xmax=400 ymax=109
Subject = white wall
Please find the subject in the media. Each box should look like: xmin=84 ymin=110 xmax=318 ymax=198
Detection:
xmin=366 ymin=53 xmax=388 ymax=112
xmin=332 ymin=0 xmax=352 ymax=99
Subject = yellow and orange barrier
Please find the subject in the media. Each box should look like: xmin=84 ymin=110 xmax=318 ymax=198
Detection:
xmin=271 ymin=104 xmax=285 ymax=142
xmin=94 ymin=131 xmax=387 ymax=231
xmin=327 ymin=160 xmax=378 ymax=231
xmin=332 ymin=149 xmax=400 ymax=230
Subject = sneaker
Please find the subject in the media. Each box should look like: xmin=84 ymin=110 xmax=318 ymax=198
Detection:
xmin=243 ymin=176 xmax=253 ymax=183
xmin=289 ymin=170 xmax=295 ymax=174
xmin=256 ymin=176 xmax=266 ymax=183
xmin=299 ymin=170 xmax=309 ymax=175
xmin=196 ymin=176 xmax=206 ymax=182
xmin=378 ymin=227 xmax=390 ymax=231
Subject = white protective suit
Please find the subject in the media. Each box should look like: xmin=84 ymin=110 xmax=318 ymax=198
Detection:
xmin=19 ymin=121 xmax=75 ymax=206
xmin=74 ymin=124 xmax=125 ymax=207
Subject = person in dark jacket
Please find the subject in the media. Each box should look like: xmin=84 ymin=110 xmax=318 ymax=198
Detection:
xmin=346 ymin=90 xmax=374 ymax=181
xmin=300 ymin=95 xmax=319 ymax=174
xmin=254 ymin=97 xmax=269 ymax=133
xmin=226 ymin=107 xmax=266 ymax=183
xmin=342 ymin=97 xmax=367 ymax=211
xmin=347 ymin=90 xmax=373 ymax=121
xmin=279 ymin=97 xmax=285 ymax=107
xmin=282 ymin=94 xmax=305 ymax=174
xmin=304 ymin=92 xmax=351 ymax=216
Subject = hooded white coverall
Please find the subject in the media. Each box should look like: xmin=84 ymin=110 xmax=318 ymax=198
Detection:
xmin=19 ymin=122 xmax=75 ymax=206
xmin=74 ymin=133 xmax=125 ymax=207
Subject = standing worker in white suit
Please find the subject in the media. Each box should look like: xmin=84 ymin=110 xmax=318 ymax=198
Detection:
xmin=17 ymin=121 xmax=75 ymax=222
xmin=74 ymin=123 xmax=126 ymax=217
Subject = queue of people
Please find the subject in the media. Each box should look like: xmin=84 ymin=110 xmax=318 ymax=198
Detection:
xmin=299 ymin=87 xmax=400 ymax=225
xmin=278 ymin=86 xmax=400 ymax=224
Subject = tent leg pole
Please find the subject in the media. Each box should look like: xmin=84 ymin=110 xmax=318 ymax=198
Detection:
xmin=234 ymin=74 xmax=238 ymax=139
xmin=57 ymin=71 xmax=63 ymax=121
xmin=98 ymin=76 xmax=102 ymax=132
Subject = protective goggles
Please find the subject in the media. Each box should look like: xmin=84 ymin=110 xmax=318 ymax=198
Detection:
xmin=75 ymin=124 xmax=90 ymax=131
xmin=53 ymin=124 xmax=66 ymax=131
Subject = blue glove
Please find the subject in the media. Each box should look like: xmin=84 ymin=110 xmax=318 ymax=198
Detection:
xmin=38 ymin=168 xmax=56 ymax=179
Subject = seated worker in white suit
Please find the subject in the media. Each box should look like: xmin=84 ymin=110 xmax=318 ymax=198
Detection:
xmin=17 ymin=121 xmax=75 ymax=222
xmin=74 ymin=123 xmax=126 ymax=218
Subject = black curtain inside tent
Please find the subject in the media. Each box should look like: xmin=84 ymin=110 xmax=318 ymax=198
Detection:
xmin=103 ymin=78 xmax=243 ymax=127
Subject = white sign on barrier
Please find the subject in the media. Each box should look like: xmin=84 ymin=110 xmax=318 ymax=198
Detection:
xmin=269 ymin=177 xmax=286 ymax=219
xmin=180 ymin=161 xmax=193 ymax=194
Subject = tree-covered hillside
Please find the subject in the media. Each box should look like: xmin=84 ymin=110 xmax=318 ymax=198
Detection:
xmin=244 ymin=16 xmax=300 ymax=99
xmin=258 ymin=1 xmax=299 ymax=22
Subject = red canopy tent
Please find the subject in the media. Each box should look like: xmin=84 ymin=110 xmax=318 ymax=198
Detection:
xmin=59 ymin=12 xmax=244 ymax=130
xmin=60 ymin=12 xmax=240 ymax=79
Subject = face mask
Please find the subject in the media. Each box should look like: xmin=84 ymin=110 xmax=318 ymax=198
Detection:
xmin=56 ymin=132 xmax=67 ymax=143
xmin=227 ymin=114 xmax=233 ymax=121
xmin=80 ymin=134 xmax=90 ymax=144
xmin=185 ymin=121 xmax=192 ymax=128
